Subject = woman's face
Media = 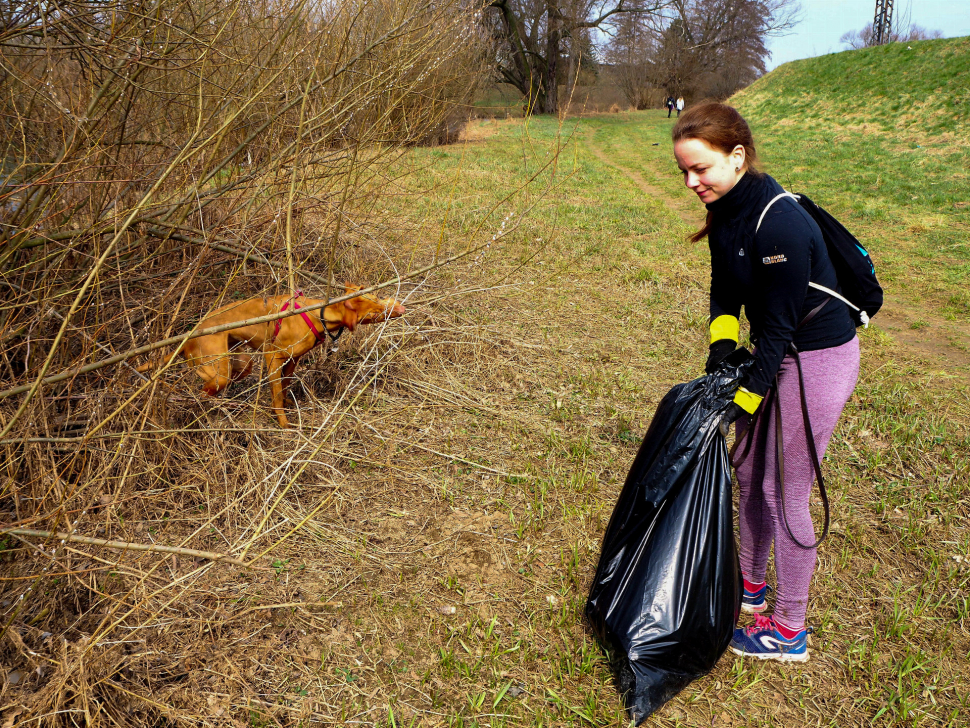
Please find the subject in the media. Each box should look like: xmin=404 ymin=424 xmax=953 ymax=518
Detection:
xmin=673 ymin=138 xmax=745 ymax=204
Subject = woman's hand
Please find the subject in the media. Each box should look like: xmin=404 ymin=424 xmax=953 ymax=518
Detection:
xmin=718 ymin=402 xmax=746 ymax=437
xmin=706 ymin=339 xmax=737 ymax=374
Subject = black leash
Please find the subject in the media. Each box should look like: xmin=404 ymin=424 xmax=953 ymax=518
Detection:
xmin=730 ymin=297 xmax=832 ymax=550
xmin=779 ymin=342 xmax=830 ymax=549
xmin=322 ymin=323 xmax=344 ymax=347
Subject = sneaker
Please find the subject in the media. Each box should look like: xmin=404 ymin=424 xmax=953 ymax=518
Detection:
xmin=741 ymin=582 xmax=771 ymax=614
xmin=729 ymin=615 xmax=810 ymax=662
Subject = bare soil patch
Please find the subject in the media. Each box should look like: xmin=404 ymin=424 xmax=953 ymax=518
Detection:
xmin=876 ymin=302 xmax=970 ymax=371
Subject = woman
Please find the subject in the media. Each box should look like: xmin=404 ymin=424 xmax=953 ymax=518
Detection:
xmin=676 ymin=96 xmax=685 ymax=117
xmin=671 ymin=102 xmax=860 ymax=662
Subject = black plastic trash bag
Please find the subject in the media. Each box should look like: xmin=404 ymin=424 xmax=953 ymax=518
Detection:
xmin=585 ymin=349 xmax=752 ymax=723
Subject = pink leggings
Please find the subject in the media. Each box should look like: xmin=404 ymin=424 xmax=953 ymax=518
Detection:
xmin=735 ymin=336 xmax=859 ymax=629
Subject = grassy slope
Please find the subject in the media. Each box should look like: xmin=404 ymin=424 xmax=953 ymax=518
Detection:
xmin=737 ymin=37 xmax=970 ymax=137
xmin=731 ymin=36 xmax=970 ymax=322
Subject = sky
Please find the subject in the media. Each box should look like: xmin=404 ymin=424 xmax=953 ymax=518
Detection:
xmin=765 ymin=0 xmax=970 ymax=70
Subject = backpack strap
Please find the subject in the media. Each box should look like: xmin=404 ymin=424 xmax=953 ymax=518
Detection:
xmin=777 ymin=344 xmax=830 ymax=550
xmin=756 ymin=192 xmax=800 ymax=234
xmin=808 ymin=282 xmax=869 ymax=327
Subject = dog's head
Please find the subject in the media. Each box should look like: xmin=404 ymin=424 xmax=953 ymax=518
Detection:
xmin=340 ymin=284 xmax=406 ymax=331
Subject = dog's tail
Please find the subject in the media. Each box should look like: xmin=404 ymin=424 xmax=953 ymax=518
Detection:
xmin=135 ymin=349 xmax=178 ymax=374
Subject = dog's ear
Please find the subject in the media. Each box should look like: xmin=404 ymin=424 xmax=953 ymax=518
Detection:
xmin=341 ymin=296 xmax=360 ymax=331
xmin=343 ymin=283 xmax=361 ymax=296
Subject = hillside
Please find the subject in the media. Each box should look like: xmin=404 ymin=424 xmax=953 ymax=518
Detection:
xmin=735 ymin=36 xmax=970 ymax=138
xmin=729 ymin=37 xmax=970 ymax=345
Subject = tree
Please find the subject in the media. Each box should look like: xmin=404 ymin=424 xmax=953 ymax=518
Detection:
xmin=487 ymin=0 xmax=668 ymax=114
xmin=603 ymin=12 xmax=658 ymax=109
xmin=840 ymin=22 xmax=942 ymax=50
xmin=839 ymin=23 xmax=875 ymax=50
xmin=607 ymin=0 xmax=799 ymax=107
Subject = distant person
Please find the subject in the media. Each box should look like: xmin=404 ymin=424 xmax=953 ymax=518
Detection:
xmin=676 ymin=96 xmax=685 ymax=117
xmin=666 ymin=96 xmax=675 ymax=118
xmin=671 ymin=102 xmax=861 ymax=662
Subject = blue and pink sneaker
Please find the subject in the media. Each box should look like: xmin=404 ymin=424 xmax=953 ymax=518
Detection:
xmin=729 ymin=615 xmax=810 ymax=662
xmin=742 ymin=581 xmax=771 ymax=614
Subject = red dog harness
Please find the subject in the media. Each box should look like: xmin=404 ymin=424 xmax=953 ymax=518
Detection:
xmin=272 ymin=291 xmax=341 ymax=347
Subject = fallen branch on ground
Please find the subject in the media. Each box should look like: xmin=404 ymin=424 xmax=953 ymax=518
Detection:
xmin=5 ymin=528 xmax=250 ymax=566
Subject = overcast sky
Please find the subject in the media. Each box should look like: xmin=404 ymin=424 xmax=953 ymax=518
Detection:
xmin=765 ymin=0 xmax=970 ymax=70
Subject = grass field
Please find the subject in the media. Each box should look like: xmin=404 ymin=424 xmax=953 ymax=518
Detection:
xmin=4 ymin=38 xmax=969 ymax=728
xmin=344 ymin=36 xmax=970 ymax=726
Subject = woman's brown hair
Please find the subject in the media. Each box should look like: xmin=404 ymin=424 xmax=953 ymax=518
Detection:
xmin=672 ymin=102 xmax=762 ymax=242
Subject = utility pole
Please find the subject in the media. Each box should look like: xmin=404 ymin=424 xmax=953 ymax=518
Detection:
xmin=873 ymin=0 xmax=894 ymax=45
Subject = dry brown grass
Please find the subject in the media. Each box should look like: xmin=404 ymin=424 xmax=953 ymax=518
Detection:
xmin=3 ymin=63 xmax=969 ymax=728
xmin=0 ymin=219 xmax=543 ymax=725
xmin=0 ymin=1 xmax=506 ymax=724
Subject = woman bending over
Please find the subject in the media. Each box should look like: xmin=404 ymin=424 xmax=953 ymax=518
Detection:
xmin=672 ymin=102 xmax=860 ymax=663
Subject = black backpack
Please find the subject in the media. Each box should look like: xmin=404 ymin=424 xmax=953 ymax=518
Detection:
xmin=757 ymin=192 xmax=883 ymax=327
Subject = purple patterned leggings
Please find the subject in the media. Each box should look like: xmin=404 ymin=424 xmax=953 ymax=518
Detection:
xmin=735 ymin=336 xmax=860 ymax=629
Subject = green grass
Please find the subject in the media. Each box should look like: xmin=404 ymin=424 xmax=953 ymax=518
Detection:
xmin=357 ymin=38 xmax=970 ymax=724
xmin=731 ymin=36 xmax=970 ymax=319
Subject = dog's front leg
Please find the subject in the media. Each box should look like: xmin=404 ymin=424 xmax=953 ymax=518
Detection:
xmin=281 ymin=358 xmax=299 ymax=406
xmin=265 ymin=352 xmax=290 ymax=428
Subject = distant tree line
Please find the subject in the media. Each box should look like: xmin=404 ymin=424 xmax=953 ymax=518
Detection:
xmin=840 ymin=22 xmax=942 ymax=50
xmin=485 ymin=0 xmax=800 ymax=114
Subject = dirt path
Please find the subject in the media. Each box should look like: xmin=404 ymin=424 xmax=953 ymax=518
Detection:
xmin=869 ymin=301 xmax=970 ymax=370
xmin=585 ymin=128 xmax=699 ymax=225
xmin=585 ymin=128 xmax=970 ymax=376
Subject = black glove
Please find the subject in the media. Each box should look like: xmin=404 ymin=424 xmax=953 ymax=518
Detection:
xmin=705 ymin=339 xmax=737 ymax=374
xmin=718 ymin=402 xmax=746 ymax=437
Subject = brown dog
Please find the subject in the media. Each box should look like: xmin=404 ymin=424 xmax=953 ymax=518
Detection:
xmin=137 ymin=286 xmax=406 ymax=427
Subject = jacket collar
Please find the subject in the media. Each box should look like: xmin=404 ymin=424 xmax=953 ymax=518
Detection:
xmin=705 ymin=171 xmax=760 ymax=220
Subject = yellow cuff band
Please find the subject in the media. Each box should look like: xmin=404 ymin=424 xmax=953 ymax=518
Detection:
xmin=710 ymin=315 xmax=740 ymax=344
xmin=734 ymin=387 xmax=763 ymax=414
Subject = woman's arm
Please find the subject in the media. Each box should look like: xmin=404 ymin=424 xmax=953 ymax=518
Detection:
xmin=742 ymin=202 xmax=816 ymax=401
xmin=709 ymin=237 xmax=743 ymax=331
xmin=708 ymin=245 xmax=743 ymax=371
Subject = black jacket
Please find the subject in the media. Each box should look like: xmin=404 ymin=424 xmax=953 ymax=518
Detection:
xmin=707 ymin=172 xmax=856 ymax=397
